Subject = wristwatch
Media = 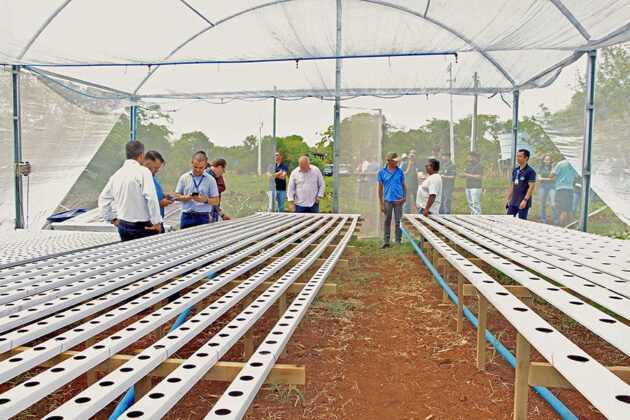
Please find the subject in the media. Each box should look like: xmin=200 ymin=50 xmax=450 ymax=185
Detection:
xmin=110 ymin=218 xmax=118 ymax=225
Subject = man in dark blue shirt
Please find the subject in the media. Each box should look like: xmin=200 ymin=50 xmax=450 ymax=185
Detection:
xmin=267 ymin=151 xmax=289 ymax=212
xmin=506 ymin=149 xmax=536 ymax=219
xmin=378 ymin=152 xmax=406 ymax=248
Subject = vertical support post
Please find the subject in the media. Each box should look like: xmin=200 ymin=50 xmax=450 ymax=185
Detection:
xmin=448 ymin=64 xmax=455 ymax=157
xmin=580 ymin=50 xmax=597 ymax=232
xmin=514 ymin=332 xmax=531 ymax=420
xmin=456 ymin=273 xmax=464 ymax=332
xmin=376 ymin=109 xmax=383 ymax=236
xmin=12 ymin=65 xmax=25 ymax=230
xmin=332 ymin=0 xmax=342 ymax=214
xmin=271 ymin=96 xmax=277 ymax=212
xmin=135 ymin=376 xmax=152 ymax=400
xmin=510 ymin=90 xmax=520 ymax=173
xmin=476 ymin=294 xmax=488 ymax=370
xmin=129 ymin=105 xmax=137 ymax=141
xmin=258 ymin=122 xmax=263 ymax=176
xmin=244 ymin=294 xmax=254 ymax=359
xmin=470 ymin=72 xmax=478 ymax=152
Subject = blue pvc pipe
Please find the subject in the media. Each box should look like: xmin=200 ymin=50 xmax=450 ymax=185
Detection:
xmin=108 ymin=387 xmax=134 ymax=420
xmin=401 ymin=226 xmax=577 ymax=420
xmin=109 ymin=272 xmax=217 ymax=419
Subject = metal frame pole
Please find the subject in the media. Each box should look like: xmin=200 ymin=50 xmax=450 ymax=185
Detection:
xmin=12 ymin=65 xmax=25 ymax=230
xmin=448 ymin=64 xmax=455 ymax=157
xmin=332 ymin=0 xmax=342 ymax=214
xmin=272 ymin=97 xmax=277 ymax=212
xmin=579 ymin=50 xmax=597 ymax=232
xmin=510 ymin=90 xmax=520 ymax=172
xmin=129 ymin=105 xmax=137 ymax=141
xmin=470 ymin=72 xmax=478 ymax=152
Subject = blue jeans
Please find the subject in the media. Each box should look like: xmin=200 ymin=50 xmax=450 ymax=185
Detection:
xmin=538 ymin=182 xmax=558 ymax=225
xmin=295 ymin=203 xmax=319 ymax=213
xmin=439 ymin=185 xmax=454 ymax=214
xmin=507 ymin=204 xmax=530 ymax=220
xmin=384 ymin=201 xmax=403 ymax=244
xmin=180 ymin=212 xmax=210 ymax=229
xmin=117 ymin=220 xmax=159 ymax=242
xmin=466 ymin=188 xmax=482 ymax=215
xmin=268 ymin=190 xmax=287 ymax=212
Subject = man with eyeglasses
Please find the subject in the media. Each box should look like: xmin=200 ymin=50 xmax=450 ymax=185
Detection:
xmin=267 ymin=151 xmax=289 ymax=212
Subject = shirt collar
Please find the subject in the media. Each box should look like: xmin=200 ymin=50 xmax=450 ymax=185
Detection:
xmin=125 ymin=159 xmax=141 ymax=167
xmin=190 ymin=170 xmax=209 ymax=179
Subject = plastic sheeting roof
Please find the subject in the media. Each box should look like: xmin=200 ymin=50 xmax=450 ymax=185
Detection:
xmin=2 ymin=0 xmax=630 ymax=104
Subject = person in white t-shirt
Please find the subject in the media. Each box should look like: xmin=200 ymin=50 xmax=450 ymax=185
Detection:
xmin=416 ymin=158 xmax=442 ymax=216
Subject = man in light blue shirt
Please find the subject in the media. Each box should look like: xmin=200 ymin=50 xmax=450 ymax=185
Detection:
xmin=551 ymin=159 xmax=579 ymax=227
xmin=175 ymin=151 xmax=220 ymax=229
xmin=378 ymin=151 xmax=406 ymax=248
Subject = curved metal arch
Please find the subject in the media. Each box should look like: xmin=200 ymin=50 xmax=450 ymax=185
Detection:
xmin=18 ymin=0 xmax=73 ymax=60
xmin=133 ymin=0 xmax=517 ymax=95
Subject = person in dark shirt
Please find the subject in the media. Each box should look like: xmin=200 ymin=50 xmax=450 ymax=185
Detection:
xmin=439 ymin=152 xmax=457 ymax=214
xmin=506 ymin=149 xmax=536 ymax=219
xmin=403 ymin=150 xmax=421 ymax=214
xmin=205 ymin=158 xmax=230 ymax=222
xmin=267 ymin=151 xmax=289 ymax=212
xmin=461 ymin=151 xmax=484 ymax=215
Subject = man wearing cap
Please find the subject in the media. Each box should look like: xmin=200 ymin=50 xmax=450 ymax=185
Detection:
xmin=378 ymin=152 xmax=407 ymax=248
xmin=403 ymin=150 xmax=421 ymax=214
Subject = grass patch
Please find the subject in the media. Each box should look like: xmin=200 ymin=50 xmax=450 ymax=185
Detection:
xmin=312 ymin=296 xmax=357 ymax=318
xmin=265 ymin=384 xmax=305 ymax=407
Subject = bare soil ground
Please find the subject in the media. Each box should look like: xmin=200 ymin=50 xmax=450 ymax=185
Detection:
xmin=5 ymin=240 xmax=627 ymax=419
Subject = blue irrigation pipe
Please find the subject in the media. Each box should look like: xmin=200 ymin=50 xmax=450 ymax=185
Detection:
xmin=401 ymin=226 xmax=578 ymax=420
xmin=109 ymin=272 xmax=217 ymax=419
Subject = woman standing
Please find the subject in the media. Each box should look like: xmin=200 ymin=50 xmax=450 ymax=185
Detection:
xmin=538 ymin=154 xmax=559 ymax=225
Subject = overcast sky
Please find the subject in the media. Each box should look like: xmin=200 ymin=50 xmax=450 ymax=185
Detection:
xmin=165 ymin=57 xmax=583 ymax=147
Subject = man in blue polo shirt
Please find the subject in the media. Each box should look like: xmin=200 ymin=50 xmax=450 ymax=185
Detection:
xmin=175 ymin=151 xmax=220 ymax=229
xmin=378 ymin=151 xmax=406 ymax=248
xmin=505 ymin=149 xmax=536 ymax=219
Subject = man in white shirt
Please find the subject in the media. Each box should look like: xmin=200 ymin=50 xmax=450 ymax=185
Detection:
xmin=416 ymin=158 xmax=442 ymax=216
xmin=99 ymin=141 xmax=162 ymax=241
xmin=287 ymin=155 xmax=325 ymax=213
xmin=175 ymin=151 xmax=220 ymax=228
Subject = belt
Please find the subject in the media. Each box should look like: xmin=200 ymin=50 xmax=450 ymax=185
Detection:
xmin=119 ymin=220 xmax=151 ymax=228
xmin=184 ymin=212 xmax=209 ymax=216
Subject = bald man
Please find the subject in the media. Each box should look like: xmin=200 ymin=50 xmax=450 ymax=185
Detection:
xmin=175 ymin=151 xmax=220 ymax=228
xmin=287 ymin=155 xmax=325 ymax=213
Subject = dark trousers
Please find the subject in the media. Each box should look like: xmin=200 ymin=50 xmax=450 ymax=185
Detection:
xmin=295 ymin=203 xmax=319 ymax=213
xmin=440 ymin=185 xmax=454 ymax=214
xmin=180 ymin=212 xmax=210 ymax=229
xmin=383 ymin=201 xmax=403 ymax=244
xmin=507 ymin=205 xmax=530 ymax=220
xmin=117 ymin=220 xmax=158 ymax=242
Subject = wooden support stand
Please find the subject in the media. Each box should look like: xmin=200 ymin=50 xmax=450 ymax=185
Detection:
xmin=456 ymin=273 xmax=464 ymax=332
xmin=476 ymin=293 xmax=488 ymax=370
xmin=514 ymin=333 xmax=531 ymax=420
xmin=3 ymin=346 xmax=306 ymax=385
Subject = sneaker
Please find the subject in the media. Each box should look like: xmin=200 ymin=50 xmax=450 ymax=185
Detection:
xmin=379 ymin=243 xmax=390 ymax=249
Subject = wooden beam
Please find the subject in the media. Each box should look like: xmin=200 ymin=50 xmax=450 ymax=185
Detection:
xmin=476 ymin=294 xmax=488 ymax=371
xmin=456 ymin=273 xmax=464 ymax=333
xmin=6 ymin=346 xmax=305 ymax=385
xmin=529 ymin=362 xmax=630 ymax=388
xmin=514 ymin=333 xmax=530 ymax=420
